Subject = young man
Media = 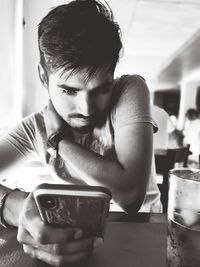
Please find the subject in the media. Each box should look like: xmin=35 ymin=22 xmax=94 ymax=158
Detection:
xmin=0 ymin=0 xmax=161 ymax=265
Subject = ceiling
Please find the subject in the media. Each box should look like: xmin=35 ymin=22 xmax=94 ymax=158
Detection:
xmin=104 ymin=0 xmax=200 ymax=88
xmin=155 ymin=25 xmax=200 ymax=87
xmin=33 ymin=0 xmax=200 ymax=89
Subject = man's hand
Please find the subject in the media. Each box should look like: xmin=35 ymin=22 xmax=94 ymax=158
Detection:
xmin=17 ymin=193 xmax=103 ymax=266
xmin=43 ymin=100 xmax=64 ymax=138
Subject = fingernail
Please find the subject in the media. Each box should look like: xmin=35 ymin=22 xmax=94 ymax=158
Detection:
xmin=93 ymin=237 xmax=104 ymax=249
xmin=74 ymin=229 xmax=83 ymax=240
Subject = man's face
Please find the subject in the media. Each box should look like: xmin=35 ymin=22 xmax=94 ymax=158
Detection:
xmin=47 ymin=68 xmax=114 ymax=133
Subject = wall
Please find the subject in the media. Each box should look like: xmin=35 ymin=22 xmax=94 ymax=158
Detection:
xmin=178 ymin=81 xmax=200 ymax=129
xmin=23 ymin=0 xmax=55 ymax=116
xmin=0 ymin=0 xmax=16 ymax=128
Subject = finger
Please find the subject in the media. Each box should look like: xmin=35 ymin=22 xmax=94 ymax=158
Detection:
xmin=17 ymin=227 xmax=35 ymax=245
xmin=57 ymin=237 xmax=103 ymax=255
xmin=29 ymin=224 xmax=83 ymax=245
xmin=17 ymin=223 xmax=83 ymax=248
xmin=48 ymin=99 xmax=55 ymax=111
xmin=46 ymin=99 xmax=60 ymax=119
xmin=38 ymin=236 xmax=95 ymax=255
xmin=38 ymin=236 xmax=103 ymax=256
xmin=23 ymin=245 xmax=91 ymax=267
xmin=43 ymin=100 xmax=62 ymax=137
xmin=21 ymin=193 xmax=83 ymax=244
xmin=44 ymin=99 xmax=54 ymax=113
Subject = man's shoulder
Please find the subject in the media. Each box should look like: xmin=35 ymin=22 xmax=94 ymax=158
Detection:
xmin=113 ymin=74 xmax=146 ymax=88
xmin=22 ymin=110 xmax=43 ymax=122
xmin=111 ymin=74 xmax=148 ymax=106
xmin=21 ymin=109 xmax=45 ymax=133
xmin=109 ymin=74 xmax=151 ymax=129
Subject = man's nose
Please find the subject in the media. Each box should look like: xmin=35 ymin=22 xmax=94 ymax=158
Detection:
xmin=77 ymin=93 xmax=94 ymax=116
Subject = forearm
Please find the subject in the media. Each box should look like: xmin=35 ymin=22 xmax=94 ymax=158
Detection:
xmin=59 ymin=140 xmax=125 ymax=187
xmin=58 ymin=139 xmax=149 ymax=211
xmin=0 ymin=184 xmax=28 ymax=227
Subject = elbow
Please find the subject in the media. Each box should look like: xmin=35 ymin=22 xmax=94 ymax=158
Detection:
xmin=114 ymin=189 xmax=146 ymax=214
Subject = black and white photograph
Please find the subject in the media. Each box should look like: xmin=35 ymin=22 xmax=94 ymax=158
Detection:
xmin=0 ymin=0 xmax=200 ymax=266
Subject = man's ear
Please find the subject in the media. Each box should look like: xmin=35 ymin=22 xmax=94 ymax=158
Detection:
xmin=38 ymin=63 xmax=48 ymax=89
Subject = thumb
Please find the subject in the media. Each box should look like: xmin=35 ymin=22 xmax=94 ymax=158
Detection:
xmin=43 ymin=100 xmax=63 ymax=137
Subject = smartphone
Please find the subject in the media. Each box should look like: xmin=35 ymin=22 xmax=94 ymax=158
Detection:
xmin=33 ymin=183 xmax=112 ymax=237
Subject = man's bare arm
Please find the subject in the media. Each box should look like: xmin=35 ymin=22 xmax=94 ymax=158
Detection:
xmin=0 ymin=140 xmax=27 ymax=176
xmin=58 ymin=123 xmax=153 ymax=213
xmin=0 ymin=140 xmax=99 ymax=265
xmin=0 ymin=140 xmax=29 ymax=226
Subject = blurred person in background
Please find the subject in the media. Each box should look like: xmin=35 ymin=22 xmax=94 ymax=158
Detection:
xmin=183 ymin=108 xmax=200 ymax=167
xmin=0 ymin=0 xmax=161 ymax=266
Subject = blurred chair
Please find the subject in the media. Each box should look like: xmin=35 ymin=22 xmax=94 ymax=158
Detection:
xmin=174 ymin=144 xmax=191 ymax=168
xmin=155 ymin=145 xmax=191 ymax=213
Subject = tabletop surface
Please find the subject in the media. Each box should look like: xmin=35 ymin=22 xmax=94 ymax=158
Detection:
xmin=0 ymin=212 xmax=167 ymax=267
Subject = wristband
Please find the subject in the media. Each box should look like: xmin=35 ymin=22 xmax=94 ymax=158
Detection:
xmin=47 ymin=131 xmax=65 ymax=158
xmin=0 ymin=188 xmax=20 ymax=228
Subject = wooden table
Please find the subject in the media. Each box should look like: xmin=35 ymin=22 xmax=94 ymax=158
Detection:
xmin=0 ymin=212 xmax=167 ymax=267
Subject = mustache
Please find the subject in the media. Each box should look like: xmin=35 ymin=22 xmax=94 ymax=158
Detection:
xmin=69 ymin=113 xmax=97 ymax=119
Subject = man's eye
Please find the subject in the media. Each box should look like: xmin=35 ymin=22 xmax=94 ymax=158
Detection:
xmin=62 ymin=89 xmax=77 ymax=96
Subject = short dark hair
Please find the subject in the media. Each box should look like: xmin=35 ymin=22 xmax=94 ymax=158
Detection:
xmin=185 ymin=108 xmax=199 ymax=120
xmin=38 ymin=0 xmax=122 ymax=78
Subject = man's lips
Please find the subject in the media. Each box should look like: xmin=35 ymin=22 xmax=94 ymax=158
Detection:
xmin=70 ymin=113 xmax=97 ymax=124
